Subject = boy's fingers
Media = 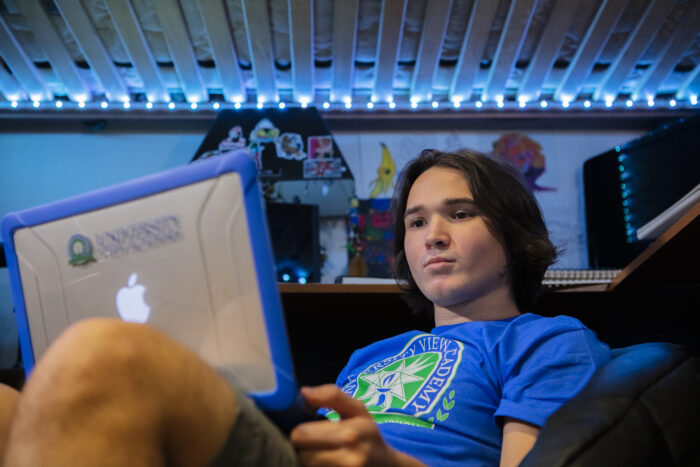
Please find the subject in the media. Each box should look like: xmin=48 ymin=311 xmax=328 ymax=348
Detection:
xmin=300 ymin=385 xmax=370 ymax=420
xmin=290 ymin=419 xmax=362 ymax=449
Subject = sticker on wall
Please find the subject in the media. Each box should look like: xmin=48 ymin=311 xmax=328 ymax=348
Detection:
xmin=248 ymin=118 xmax=281 ymax=170
xmin=492 ymin=133 xmax=555 ymax=192
xmin=275 ymin=133 xmax=307 ymax=160
xmin=194 ymin=125 xmax=248 ymax=160
xmin=303 ymin=159 xmax=344 ymax=178
xmin=369 ymin=143 xmax=396 ymax=198
xmin=308 ymin=135 xmax=335 ymax=159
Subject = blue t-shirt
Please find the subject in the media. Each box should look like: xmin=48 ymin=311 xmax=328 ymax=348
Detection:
xmin=326 ymin=313 xmax=610 ymax=466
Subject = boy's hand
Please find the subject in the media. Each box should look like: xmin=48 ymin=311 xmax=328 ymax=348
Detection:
xmin=290 ymin=385 xmax=425 ymax=467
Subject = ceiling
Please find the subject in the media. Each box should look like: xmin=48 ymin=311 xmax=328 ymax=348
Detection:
xmin=1 ymin=0 xmax=699 ymax=115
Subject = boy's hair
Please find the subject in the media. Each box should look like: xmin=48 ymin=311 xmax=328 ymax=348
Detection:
xmin=391 ymin=148 xmax=558 ymax=316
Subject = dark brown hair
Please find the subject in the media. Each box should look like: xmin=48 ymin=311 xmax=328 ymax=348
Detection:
xmin=391 ymin=148 xmax=558 ymax=316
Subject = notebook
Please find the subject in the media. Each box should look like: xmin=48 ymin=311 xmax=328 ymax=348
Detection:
xmin=1 ymin=149 xmax=296 ymax=412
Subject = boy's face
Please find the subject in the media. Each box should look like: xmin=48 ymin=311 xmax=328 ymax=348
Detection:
xmin=403 ymin=167 xmax=510 ymax=310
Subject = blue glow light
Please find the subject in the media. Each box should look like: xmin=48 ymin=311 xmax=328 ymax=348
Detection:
xmin=615 ymin=146 xmax=621 ymax=153
xmin=622 ymin=200 xmax=629 ymax=207
xmin=618 ymin=164 xmax=625 ymax=172
xmin=212 ymin=102 xmax=220 ymax=110
xmin=278 ymin=102 xmax=286 ymax=109
xmin=323 ymin=102 xmax=330 ymax=109
xmin=168 ymin=102 xmax=175 ymax=109
xmin=623 ymin=207 xmax=630 ymax=214
xmin=282 ymin=273 xmax=290 ymax=282
xmin=298 ymin=277 xmax=307 ymax=285
xmin=234 ymin=102 xmax=241 ymax=109
xmin=624 ymin=215 xmax=631 ymax=222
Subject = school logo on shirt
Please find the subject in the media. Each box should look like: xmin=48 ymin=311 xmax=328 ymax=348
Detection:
xmin=329 ymin=334 xmax=463 ymax=428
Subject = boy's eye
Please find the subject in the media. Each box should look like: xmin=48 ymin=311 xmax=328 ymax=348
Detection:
xmin=408 ymin=218 xmax=425 ymax=228
xmin=453 ymin=211 xmax=472 ymax=219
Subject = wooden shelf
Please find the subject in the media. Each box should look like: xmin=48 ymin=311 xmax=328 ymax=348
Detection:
xmin=609 ymin=200 xmax=700 ymax=291
xmin=277 ymin=282 xmax=610 ymax=294
xmin=277 ymin=283 xmax=401 ymax=293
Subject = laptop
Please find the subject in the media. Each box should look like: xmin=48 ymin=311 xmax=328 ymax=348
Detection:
xmin=1 ymin=149 xmax=297 ymax=413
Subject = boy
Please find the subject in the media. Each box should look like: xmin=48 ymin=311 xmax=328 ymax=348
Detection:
xmin=0 ymin=149 xmax=609 ymax=466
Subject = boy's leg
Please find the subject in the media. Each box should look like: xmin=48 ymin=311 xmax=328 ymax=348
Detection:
xmin=2 ymin=318 xmax=240 ymax=467
xmin=0 ymin=384 xmax=19 ymax=461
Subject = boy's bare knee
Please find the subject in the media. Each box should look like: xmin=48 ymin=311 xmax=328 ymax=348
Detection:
xmin=22 ymin=319 xmax=176 ymax=412
xmin=43 ymin=319 xmax=159 ymax=379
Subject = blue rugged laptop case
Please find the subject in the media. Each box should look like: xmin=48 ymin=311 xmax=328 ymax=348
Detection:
xmin=1 ymin=149 xmax=297 ymax=411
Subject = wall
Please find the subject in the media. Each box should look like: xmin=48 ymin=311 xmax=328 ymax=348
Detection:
xmin=0 ymin=125 xmax=202 ymax=229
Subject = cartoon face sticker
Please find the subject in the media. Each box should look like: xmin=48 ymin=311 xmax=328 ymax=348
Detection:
xmin=250 ymin=118 xmax=280 ymax=143
xmin=275 ymin=132 xmax=307 ymax=160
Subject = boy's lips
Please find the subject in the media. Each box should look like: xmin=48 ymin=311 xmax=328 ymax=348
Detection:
xmin=423 ymin=257 xmax=455 ymax=268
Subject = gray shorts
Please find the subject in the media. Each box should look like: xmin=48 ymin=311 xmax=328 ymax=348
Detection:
xmin=208 ymin=387 xmax=299 ymax=467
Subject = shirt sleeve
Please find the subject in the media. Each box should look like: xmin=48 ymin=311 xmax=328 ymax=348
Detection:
xmin=494 ymin=318 xmax=610 ymax=427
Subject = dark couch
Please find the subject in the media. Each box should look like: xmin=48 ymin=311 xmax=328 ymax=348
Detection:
xmin=521 ymin=342 xmax=700 ymax=466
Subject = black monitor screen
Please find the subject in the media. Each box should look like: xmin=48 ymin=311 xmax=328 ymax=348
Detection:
xmin=265 ymin=203 xmax=321 ymax=283
xmin=584 ymin=116 xmax=700 ymax=268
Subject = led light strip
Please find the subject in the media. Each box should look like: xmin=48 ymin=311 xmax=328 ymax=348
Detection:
xmin=2 ymin=95 xmax=698 ymax=113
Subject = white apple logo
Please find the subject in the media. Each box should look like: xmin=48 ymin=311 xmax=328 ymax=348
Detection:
xmin=116 ymin=273 xmax=151 ymax=323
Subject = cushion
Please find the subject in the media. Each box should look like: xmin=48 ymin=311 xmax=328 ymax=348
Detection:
xmin=520 ymin=342 xmax=700 ymax=466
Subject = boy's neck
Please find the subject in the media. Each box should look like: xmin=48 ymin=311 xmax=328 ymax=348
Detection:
xmin=433 ymin=287 xmax=520 ymax=327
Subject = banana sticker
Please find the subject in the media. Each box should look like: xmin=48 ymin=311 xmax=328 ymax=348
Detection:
xmin=369 ymin=143 xmax=396 ymax=198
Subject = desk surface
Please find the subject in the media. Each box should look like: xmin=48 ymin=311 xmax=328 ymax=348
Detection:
xmin=277 ymin=283 xmax=609 ymax=294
